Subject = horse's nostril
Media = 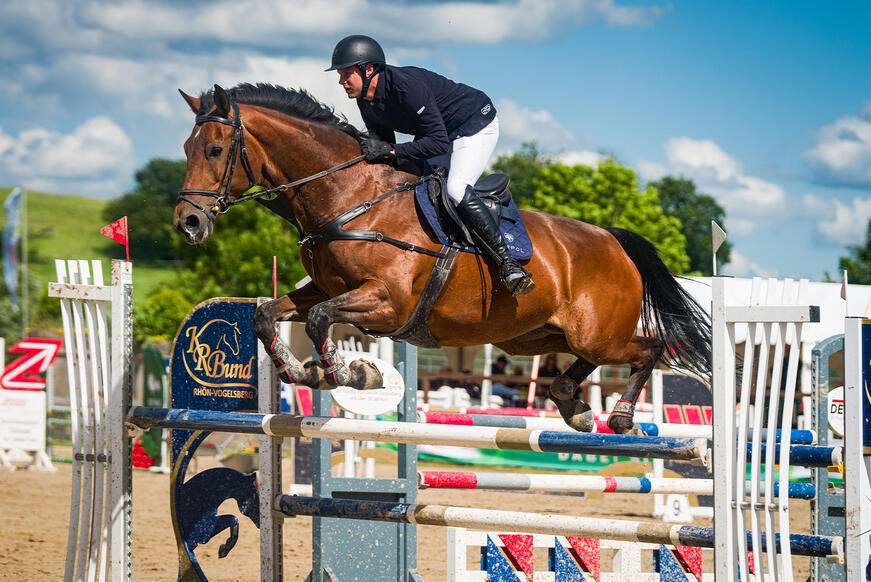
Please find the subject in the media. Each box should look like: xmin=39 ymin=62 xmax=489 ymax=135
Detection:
xmin=185 ymin=214 xmax=200 ymax=230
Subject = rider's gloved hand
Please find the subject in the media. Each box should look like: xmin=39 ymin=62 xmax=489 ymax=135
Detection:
xmin=360 ymin=136 xmax=395 ymax=164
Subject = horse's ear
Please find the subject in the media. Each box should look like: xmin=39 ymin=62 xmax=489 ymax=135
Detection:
xmin=213 ymin=84 xmax=231 ymax=118
xmin=179 ymin=89 xmax=201 ymax=114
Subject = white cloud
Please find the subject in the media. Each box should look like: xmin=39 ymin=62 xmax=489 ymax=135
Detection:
xmin=557 ymin=150 xmax=607 ymax=167
xmin=0 ymin=117 xmax=134 ymax=197
xmin=0 ymin=129 xmax=12 ymax=157
xmin=0 ymin=0 xmax=666 ymax=199
xmin=800 ymin=193 xmax=871 ymax=246
xmin=804 ymin=104 xmax=871 ymax=185
xmin=664 ymin=137 xmax=742 ymax=182
xmin=723 ymin=218 xmax=755 ymax=237
xmin=62 ymin=54 xmax=213 ymax=120
xmin=802 ymin=195 xmax=871 ymax=246
xmin=79 ymin=0 xmax=664 ymax=46
xmin=722 ymin=251 xmax=778 ymax=278
xmin=216 ymin=56 xmax=364 ymax=127
xmin=637 ymin=160 xmax=667 ymax=183
xmin=640 ymin=137 xmax=787 ymax=236
xmin=801 ymin=193 xmax=832 ymax=215
xmin=495 ymin=98 xmax=575 ymax=149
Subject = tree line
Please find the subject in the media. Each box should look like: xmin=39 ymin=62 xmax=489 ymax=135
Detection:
xmin=101 ymin=147 xmax=739 ymax=342
xmin=5 ymin=146 xmax=864 ymax=345
xmin=79 ymin=144 xmax=871 ymax=342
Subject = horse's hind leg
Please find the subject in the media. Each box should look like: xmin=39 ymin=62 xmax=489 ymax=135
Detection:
xmin=493 ymin=334 xmax=598 ymax=432
xmin=606 ymin=335 xmax=665 ymax=434
xmin=548 ymin=357 xmax=597 ymax=432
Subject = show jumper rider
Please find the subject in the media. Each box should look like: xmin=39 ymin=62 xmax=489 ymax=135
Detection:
xmin=327 ymin=34 xmax=534 ymax=296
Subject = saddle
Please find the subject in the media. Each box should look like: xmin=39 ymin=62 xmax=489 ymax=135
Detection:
xmin=417 ymin=170 xmax=532 ymax=260
xmin=316 ymin=170 xmax=533 ymax=348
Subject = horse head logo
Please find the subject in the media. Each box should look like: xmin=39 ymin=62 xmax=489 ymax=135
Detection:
xmin=218 ymin=321 xmax=242 ymax=356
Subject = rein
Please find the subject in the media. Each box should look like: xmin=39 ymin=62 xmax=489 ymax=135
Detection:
xmin=177 ymin=99 xmax=364 ymax=216
xmin=179 ymin=97 xmax=444 ymax=260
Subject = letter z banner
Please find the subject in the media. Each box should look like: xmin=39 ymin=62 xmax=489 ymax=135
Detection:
xmin=1 ymin=338 xmax=63 ymax=391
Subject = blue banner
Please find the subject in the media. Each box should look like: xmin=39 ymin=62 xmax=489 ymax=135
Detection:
xmin=2 ymin=187 xmax=21 ymax=307
xmin=170 ymin=298 xmax=259 ymax=460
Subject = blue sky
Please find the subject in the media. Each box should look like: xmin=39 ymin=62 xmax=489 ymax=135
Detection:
xmin=1 ymin=1 xmax=870 ymax=280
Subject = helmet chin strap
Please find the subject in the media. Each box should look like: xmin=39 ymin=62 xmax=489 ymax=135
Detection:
xmin=358 ymin=63 xmax=384 ymax=99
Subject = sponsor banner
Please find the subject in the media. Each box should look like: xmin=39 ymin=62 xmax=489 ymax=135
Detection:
xmin=0 ymin=389 xmax=46 ymax=451
xmin=170 ymin=298 xmax=259 ymax=460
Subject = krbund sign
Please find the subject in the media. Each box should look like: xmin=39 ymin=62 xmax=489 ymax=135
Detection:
xmin=171 ymin=298 xmax=259 ymax=413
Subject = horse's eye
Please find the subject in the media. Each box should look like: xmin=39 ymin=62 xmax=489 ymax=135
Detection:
xmin=207 ymin=145 xmax=223 ymax=158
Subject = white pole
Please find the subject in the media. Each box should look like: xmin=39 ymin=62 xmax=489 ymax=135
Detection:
xmin=652 ymin=370 xmax=666 ymax=519
xmin=589 ymin=368 xmax=602 ymax=415
xmin=844 ymin=317 xmax=871 ymax=581
xmin=526 ymin=354 xmax=540 ymax=409
xmin=481 ymin=344 xmax=492 ymax=410
xmin=712 ymin=276 xmax=737 ymax=581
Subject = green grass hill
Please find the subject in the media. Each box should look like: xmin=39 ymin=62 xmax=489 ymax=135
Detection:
xmin=0 ymin=187 xmax=176 ymax=313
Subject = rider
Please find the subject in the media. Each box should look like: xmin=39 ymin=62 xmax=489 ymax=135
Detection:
xmin=327 ymin=34 xmax=534 ymax=296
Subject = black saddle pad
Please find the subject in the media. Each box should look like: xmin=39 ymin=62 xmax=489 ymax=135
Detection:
xmin=413 ymin=181 xmax=533 ymax=260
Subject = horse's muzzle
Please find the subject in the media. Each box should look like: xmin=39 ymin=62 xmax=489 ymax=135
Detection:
xmin=174 ymin=205 xmax=214 ymax=244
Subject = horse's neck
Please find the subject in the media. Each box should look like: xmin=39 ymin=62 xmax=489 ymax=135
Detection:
xmin=249 ymin=108 xmax=417 ymax=231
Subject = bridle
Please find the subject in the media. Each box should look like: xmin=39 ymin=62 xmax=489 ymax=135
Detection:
xmin=175 ymin=96 xmax=447 ymax=266
xmin=178 ymin=99 xmax=363 ymax=217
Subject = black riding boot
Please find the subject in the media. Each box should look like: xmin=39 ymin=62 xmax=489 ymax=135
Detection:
xmin=456 ymin=186 xmax=534 ymax=296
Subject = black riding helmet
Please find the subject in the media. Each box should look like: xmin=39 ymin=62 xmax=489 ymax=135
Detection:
xmin=326 ymin=35 xmax=386 ymax=97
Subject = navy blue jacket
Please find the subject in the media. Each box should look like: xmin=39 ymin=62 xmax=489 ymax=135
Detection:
xmin=357 ymin=65 xmax=496 ymax=166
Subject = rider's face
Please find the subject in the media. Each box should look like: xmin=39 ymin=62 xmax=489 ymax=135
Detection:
xmin=338 ymin=66 xmax=364 ymax=99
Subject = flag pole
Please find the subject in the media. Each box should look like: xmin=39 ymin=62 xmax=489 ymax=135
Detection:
xmin=21 ymin=189 xmax=28 ymax=335
xmin=711 ymin=221 xmax=726 ymax=276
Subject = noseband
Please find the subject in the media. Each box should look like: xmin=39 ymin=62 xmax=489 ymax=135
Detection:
xmin=178 ymin=99 xmax=365 ymax=217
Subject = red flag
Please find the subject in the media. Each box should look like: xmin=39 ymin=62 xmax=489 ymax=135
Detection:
xmin=100 ymin=217 xmax=130 ymax=261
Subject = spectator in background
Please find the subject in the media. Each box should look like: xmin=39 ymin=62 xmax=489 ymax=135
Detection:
xmin=429 ymin=365 xmax=455 ymax=391
xmin=491 ymin=355 xmax=509 ymax=376
xmin=508 ymin=365 xmax=527 ymax=390
xmin=460 ymin=369 xmax=481 ymax=399
xmin=538 ymin=353 xmax=561 ymax=377
xmin=489 ymin=355 xmax=522 ymax=404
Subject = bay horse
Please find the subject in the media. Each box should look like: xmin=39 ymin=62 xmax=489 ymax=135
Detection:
xmin=173 ymin=83 xmax=711 ymax=434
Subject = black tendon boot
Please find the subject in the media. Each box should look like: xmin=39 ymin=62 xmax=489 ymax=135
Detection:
xmin=456 ymin=186 xmax=534 ymax=295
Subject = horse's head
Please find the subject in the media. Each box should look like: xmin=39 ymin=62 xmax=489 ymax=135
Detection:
xmin=175 ymin=84 xmax=263 ymax=244
xmin=174 ymin=82 xmax=398 ymax=245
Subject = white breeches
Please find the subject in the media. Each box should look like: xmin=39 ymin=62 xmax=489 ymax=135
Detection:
xmin=446 ymin=116 xmax=500 ymax=204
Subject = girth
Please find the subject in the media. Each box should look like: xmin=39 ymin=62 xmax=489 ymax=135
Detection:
xmin=301 ymin=174 xmax=457 ymax=348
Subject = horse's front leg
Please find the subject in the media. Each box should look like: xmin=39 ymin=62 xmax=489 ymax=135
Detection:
xmin=301 ymin=281 xmax=399 ymax=391
xmin=253 ymin=281 xmax=328 ymax=385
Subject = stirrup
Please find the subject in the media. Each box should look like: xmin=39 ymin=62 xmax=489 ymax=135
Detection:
xmin=501 ymin=264 xmax=535 ymax=296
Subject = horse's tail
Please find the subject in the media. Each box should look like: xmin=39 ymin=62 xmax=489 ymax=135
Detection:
xmin=605 ymin=227 xmax=712 ymax=381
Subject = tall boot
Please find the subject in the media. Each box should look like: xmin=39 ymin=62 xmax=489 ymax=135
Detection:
xmin=456 ymin=186 xmax=534 ymax=296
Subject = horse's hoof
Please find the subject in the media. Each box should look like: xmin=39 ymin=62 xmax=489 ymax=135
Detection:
xmin=300 ymin=361 xmax=331 ymax=390
xmin=548 ymin=375 xmax=579 ymax=401
xmin=269 ymin=341 xmax=304 ymax=384
xmin=607 ymin=413 xmax=636 ymax=434
xmin=277 ymin=366 xmax=305 ymax=384
xmin=349 ymin=359 xmax=383 ymax=390
xmin=552 ymin=398 xmax=594 ymax=432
